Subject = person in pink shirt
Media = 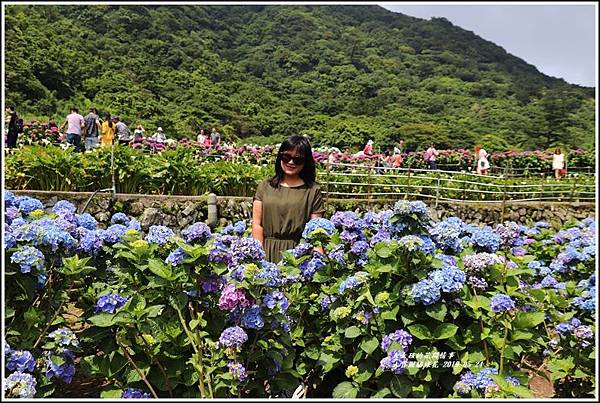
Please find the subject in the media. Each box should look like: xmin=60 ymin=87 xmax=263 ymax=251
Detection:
xmin=60 ymin=107 xmax=85 ymax=152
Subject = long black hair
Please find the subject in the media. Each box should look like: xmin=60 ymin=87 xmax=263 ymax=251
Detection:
xmin=269 ymin=135 xmax=316 ymax=188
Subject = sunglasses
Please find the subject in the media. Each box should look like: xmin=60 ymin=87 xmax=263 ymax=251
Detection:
xmin=279 ymin=153 xmax=306 ymax=165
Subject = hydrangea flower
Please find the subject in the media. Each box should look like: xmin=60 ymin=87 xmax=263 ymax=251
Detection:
xmin=95 ymin=293 xmax=129 ymax=313
xmin=121 ymin=388 xmax=152 ymax=398
xmin=103 ymin=224 xmax=127 ymax=244
xmin=4 ymin=371 xmax=37 ymax=398
xmin=228 ymin=361 xmax=248 ymax=381
xmin=218 ymin=284 xmax=252 ymax=311
xmin=17 ymin=196 xmax=44 ymax=214
xmin=320 ymin=295 xmax=337 ymax=309
xmin=381 ymin=329 xmax=412 ymax=352
xmin=398 ymin=235 xmax=425 ymax=252
xmin=462 ymin=252 xmax=501 ymax=272
xmin=145 ymin=225 xmax=175 ymax=246
xmin=429 ymin=217 xmax=466 ymax=253
xmin=490 ymin=294 xmax=516 ymax=313
xmin=302 ymin=217 xmax=335 ymax=240
xmin=255 ymin=261 xmax=282 ymax=287
xmin=218 ymin=326 xmax=248 ymax=349
xmin=428 ymin=266 xmax=466 ymax=293
xmin=182 ymin=222 xmax=212 ymax=243
xmin=222 ymin=220 xmax=247 ymax=236
xmin=370 ymin=229 xmax=391 ymax=246
xmin=379 ymin=349 xmax=408 ymax=375
xmin=201 ymin=275 xmax=225 ymax=293
xmin=230 ymin=237 xmax=265 ymax=266
xmin=5 ymin=190 xmax=17 ymax=207
xmin=52 ymin=200 xmax=77 ymax=214
xmin=469 ymin=227 xmax=501 ymax=252
xmin=299 ymin=252 xmax=326 ymax=278
xmin=10 ymin=246 xmax=45 ymax=273
xmin=76 ymin=213 xmax=98 ymax=230
xmin=263 ymin=291 xmax=289 ymax=314
xmin=45 ymin=352 xmax=76 ymax=384
xmin=411 ymin=279 xmax=441 ymax=305
xmin=165 ymin=247 xmax=188 ymax=266
xmin=290 ymin=242 xmax=313 ymax=259
xmin=339 ymin=275 xmax=361 ymax=294
xmin=110 ymin=212 xmax=130 ymax=225
xmin=350 ymin=240 xmax=369 ymax=256
xmin=47 ymin=327 xmax=79 ymax=347
xmin=6 ymin=350 xmax=36 ymax=372
xmin=494 ymin=221 xmax=523 ymax=246
xmin=241 ymin=305 xmax=264 ymax=329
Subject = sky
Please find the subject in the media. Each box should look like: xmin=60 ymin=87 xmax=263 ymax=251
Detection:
xmin=378 ymin=3 xmax=597 ymax=88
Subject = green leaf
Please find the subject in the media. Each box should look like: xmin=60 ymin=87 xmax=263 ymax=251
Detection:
xmin=359 ymin=337 xmax=379 ymax=354
xmin=407 ymin=324 xmax=432 ymax=340
xmin=100 ymin=388 xmax=123 ymax=398
xmin=143 ymin=305 xmax=164 ymax=318
xmin=372 ymin=387 xmax=391 ymax=398
xmin=513 ymin=312 xmax=546 ymax=329
xmin=332 ymin=381 xmax=358 ymax=398
xmin=425 ymin=303 xmax=447 ymax=322
xmin=344 ymin=326 xmax=361 ymax=339
xmin=390 ymin=376 xmax=411 ymax=397
xmin=148 ymin=258 xmax=174 ymax=280
xmin=88 ymin=313 xmax=116 ymax=327
xmin=376 ymin=245 xmax=392 ymax=258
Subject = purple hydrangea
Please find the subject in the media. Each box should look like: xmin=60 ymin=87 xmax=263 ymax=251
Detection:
xmin=6 ymin=350 xmax=36 ymax=373
xmin=263 ymin=291 xmax=289 ymax=314
xmin=573 ymin=325 xmax=593 ymax=340
xmin=350 ymin=240 xmax=369 ymax=256
xmin=370 ymin=229 xmax=391 ymax=246
xmin=201 ymin=275 xmax=225 ymax=293
xmin=379 ymin=349 xmax=408 ymax=375
xmin=228 ymin=361 xmax=248 ymax=382
xmin=45 ymin=352 xmax=76 ymax=384
xmin=462 ymin=252 xmax=501 ymax=272
xmin=182 ymin=222 xmax=212 ymax=243
xmin=165 ymin=247 xmax=188 ymax=266
xmin=145 ymin=225 xmax=175 ymax=246
xmin=494 ymin=221 xmax=523 ymax=246
xmin=490 ymin=294 xmax=516 ymax=313
xmin=78 ymin=229 xmax=104 ymax=255
xmin=121 ymin=388 xmax=152 ymax=398
xmin=320 ymin=295 xmax=337 ymax=309
xmin=103 ymin=224 xmax=127 ymax=244
xmin=218 ymin=326 xmax=248 ymax=349
xmin=230 ymin=237 xmax=265 ymax=266
xmin=468 ymin=276 xmax=488 ymax=290
xmin=94 ymin=293 xmax=129 ymax=313
xmin=290 ymin=242 xmax=313 ymax=259
xmin=381 ymin=329 xmax=412 ymax=352
xmin=218 ymin=284 xmax=252 ymax=311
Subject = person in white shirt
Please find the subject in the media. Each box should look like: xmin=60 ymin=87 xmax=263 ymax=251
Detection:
xmin=552 ymin=148 xmax=565 ymax=180
xmin=151 ymin=127 xmax=166 ymax=143
xmin=475 ymin=144 xmax=490 ymax=175
xmin=197 ymin=128 xmax=206 ymax=144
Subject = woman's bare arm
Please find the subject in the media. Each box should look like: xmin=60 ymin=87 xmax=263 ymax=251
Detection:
xmin=252 ymin=200 xmax=264 ymax=247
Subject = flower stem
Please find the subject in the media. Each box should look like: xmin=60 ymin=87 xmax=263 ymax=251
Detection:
xmin=499 ymin=320 xmax=509 ymax=373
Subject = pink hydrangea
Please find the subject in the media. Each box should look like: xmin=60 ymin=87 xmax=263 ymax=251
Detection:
xmin=218 ymin=284 xmax=252 ymax=311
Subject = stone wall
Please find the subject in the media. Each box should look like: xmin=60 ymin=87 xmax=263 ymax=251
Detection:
xmin=10 ymin=190 xmax=595 ymax=231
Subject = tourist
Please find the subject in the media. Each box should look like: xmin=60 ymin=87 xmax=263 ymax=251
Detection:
xmin=113 ymin=116 xmax=132 ymax=146
xmin=83 ymin=107 xmax=101 ymax=151
xmin=151 ymin=126 xmax=166 ymax=143
xmin=5 ymin=104 xmax=19 ymax=149
xmin=424 ymin=143 xmax=439 ymax=170
xmin=210 ymin=127 xmax=221 ymax=147
xmin=100 ymin=113 xmax=115 ymax=147
xmin=552 ymin=148 xmax=566 ymax=180
xmin=393 ymin=139 xmax=405 ymax=155
xmin=197 ymin=128 xmax=207 ymax=144
xmin=252 ymin=135 xmax=324 ymax=263
xmin=364 ymin=139 xmax=374 ymax=155
xmin=60 ymin=107 xmax=85 ymax=152
xmin=133 ymin=124 xmax=146 ymax=143
xmin=475 ymin=144 xmax=490 ymax=175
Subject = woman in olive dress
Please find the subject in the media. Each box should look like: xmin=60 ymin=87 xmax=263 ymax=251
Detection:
xmin=252 ymin=135 xmax=325 ymax=263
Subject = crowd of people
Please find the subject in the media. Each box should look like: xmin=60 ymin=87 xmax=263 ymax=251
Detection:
xmin=4 ymin=105 xmax=569 ymax=179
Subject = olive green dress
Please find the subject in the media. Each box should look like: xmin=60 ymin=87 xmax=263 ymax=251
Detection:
xmin=254 ymin=179 xmax=325 ymax=263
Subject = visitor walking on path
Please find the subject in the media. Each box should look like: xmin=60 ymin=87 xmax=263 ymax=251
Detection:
xmin=83 ymin=107 xmax=101 ymax=151
xmin=210 ymin=127 xmax=221 ymax=148
xmin=113 ymin=116 xmax=132 ymax=146
xmin=5 ymin=105 xmax=20 ymax=149
xmin=424 ymin=143 xmax=439 ymax=170
xmin=252 ymin=135 xmax=324 ymax=263
xmin=475 ymin=144 xmax=490 ymax=175
xmin=60 ymin=107 xmax=85 ymax=152
xmin=552 ymin=148 xmax=566 ymax=180
xmin=100 ymin=113 xmax=115 ymax=147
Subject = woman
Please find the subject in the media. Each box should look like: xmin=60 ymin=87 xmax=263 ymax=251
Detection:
xmin=133 ymin=124 xmax=145 ymax=143
xmin=100 ymin=113 xmax=115 ymax=147
xmin=197 ymin=128 xmax=206 ymax=144
xmin=252 ymin=135 xmax=325 ymax=263
xmin=552 ymin=148 xmax=565 ymax=180
xmin=475 ymin=144 xmax=490 ymax=175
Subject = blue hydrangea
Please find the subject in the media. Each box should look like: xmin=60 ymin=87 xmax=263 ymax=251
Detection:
xmin=429 ymin=217 xmax=466 ymax=253
xmin=474 ymin=367 xmax=499 ymax=391
xmin=419 ymin=236 xmax=436 ymax=255
xmin=320 ymin=295 xmax=337 ymax=309
xmin=469 ymin=227 xmax=501 ymax=252
xmin=263 ymin=291 xmax=289 ymax=314
xmin=182 ymin=222 xmax=212 ymax=243
xmin=40 ymin=224 xmax=77 ymax=252
xmin=340 ymin=229 xmax=365 ymax=245
xmin=10 ymin=246 xmax=45 ymax=273
xmin=208 ymin=236 xmax=234 ymax=265
xmin=47 ymin=327 xmax=79 ymax=347
xmin=370 ymin=229 xmax=391 ymax=246
xmin=76 ymin=213 xmax=98 ymax=230
xmin=339 ymin=275 xmax=361 ymax=294
xmin=110 ymin=212 xmax=130 ymax=225
xmin=494 ymin=221 xmax=523 ymax=246
xmin=218 ymin=326 xmax=248 ymax=349
xmin=505 ymin=376 xmax=520 ymax=386
xmin=127 ymin=218 xmax=142 ymax=231
xmin=290 ymin=242 xmax=313 ymax=258
xmin=331 ymin=211 xmax=366 ymax=231
xmin=555 ymin=321 xmax=574 ymax=334
xmin=102 ymin=224 xmax=127 ymax=244
xmin=7 ymin=350 xmax=36 ymax=372
xmin=428 ymin=266 xmax=466 ymax=293
xmin=381 ymin=329 xmax=412 ymax=352
xmin=241 ymin=305 xmax=264 ymax=329
xmin=222 ymin=220 xmax=247 ymax=236
xmin=5 ymin=190 xmax=17 ymax=207
xmin=45 ymin=352 xmax=76 ymax=384
xmin=398 ymin=235 xmax=425 ymax=252
xmin=350 ymin=240 xmax=369 ymax=256
xmin=121 ymin=388 xmax=152 ymax=398
xmin=230 ymin=237 xmax=265 ymax=266
xmin=17 ymin=196 xmax=44 ymax=214
xmin=299 ymin=252 xmax=326 ymax=279
xmin=302 ymin=217 xmax=336 ymax=239
xmin=146 ymin=225 xmax=175 ymax=246
xmin=411 ymin=279 xmax=441 ymax=305
xmin=490 ymin=294 xmax=516 ymax=313
xmin=379 ymin=349 xmax=408 ymax=375
xmin=5 ymin=230 xmax=16 ymax=249
xmin=6 ymin=206 xmax=21 ymax=224
xmin=77 ymin=229 xmax=104 ymax=255
xmin=329 ymin=244 xmax=346 ymax=265
xmin=94 ymin=294 xmax=129 ymax=313
xmin=4 ymin=371 xmax=37 ymax=398
xmin=255 ymin=261 xmax=282 ymax=287
xmin=52 ymin=200 xmax=77 ymax=214
xmin=166 ymin=247 xmax=188 ymax=266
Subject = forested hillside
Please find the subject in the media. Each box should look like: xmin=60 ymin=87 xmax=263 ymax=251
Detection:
xmin=4 ymin=5 xmax=595 ymax=150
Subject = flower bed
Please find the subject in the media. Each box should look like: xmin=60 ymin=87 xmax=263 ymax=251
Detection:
xmin=4 ymin=192 xmax=596 ymax=398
